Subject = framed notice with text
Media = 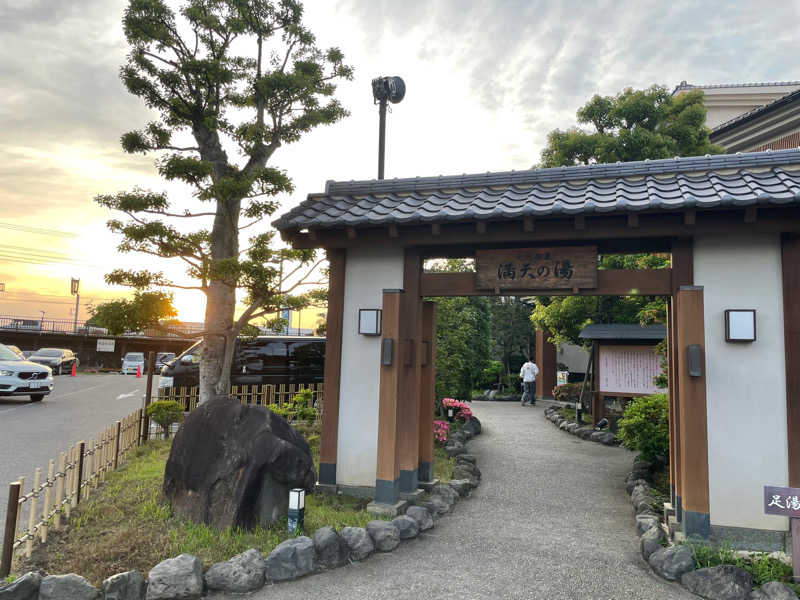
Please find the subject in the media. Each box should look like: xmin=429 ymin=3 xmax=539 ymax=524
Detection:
xmin=598 ymin=345 xmax=660 ymax=396
xmin=475 ymin=246 xmax=597 ymax=290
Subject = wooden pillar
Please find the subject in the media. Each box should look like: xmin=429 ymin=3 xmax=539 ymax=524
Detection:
xmin=375 ymin=289 xmax=403 ymax=505
xmin=591 ymin=341 xmax=604 ymax=425
xmin=676 ymin=286 xmax=710 ymax=537
xmin=319 ymin=249 xmax=345 ymax=486
xmin=418 ymin=301 xmax=437 ymax=483
xmin=535 ymin=329 xmax=557 ymax=400
xmin=398 ymin=250 xmax=422 ymax=493
xmin=782 ymin=235 xmax=800 ymax=486
xmin=670 ymin=237 xmax=692 ymax=517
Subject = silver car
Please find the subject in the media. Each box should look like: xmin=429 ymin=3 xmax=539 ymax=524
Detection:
xmin=0 ymin=343 xmax=54 ymax=402
xmin=121 ymin=352 xmax=145 ymax=375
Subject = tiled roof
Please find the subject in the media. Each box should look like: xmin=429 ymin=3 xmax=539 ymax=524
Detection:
xmin=673 ymin=80 xmax=800 ymax=93
xmin=578 ymin=323 xmax=666 ymax=341
xmin=711 ymin=88 xmax=800 ymax=136
xmin=273 ymin=149 xmax=800 ymax=231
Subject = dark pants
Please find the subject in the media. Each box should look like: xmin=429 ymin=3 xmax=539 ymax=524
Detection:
xmin=522 ymin=381 xmax=536 ymax=405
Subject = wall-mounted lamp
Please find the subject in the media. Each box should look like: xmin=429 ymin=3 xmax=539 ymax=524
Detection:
xmin=358 ymin=309 xmax=382 ymax=336
xmin=288 ymin=488 xmax=305 ymax=534
xmin=725 ymin=309 xmax=756 ymax=342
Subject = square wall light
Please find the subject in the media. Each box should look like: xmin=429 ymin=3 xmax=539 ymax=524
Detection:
xmin=358 ymin=309 xmax=382 ymax=336
xmin=725 ymin=309 xmax=756 ymax=342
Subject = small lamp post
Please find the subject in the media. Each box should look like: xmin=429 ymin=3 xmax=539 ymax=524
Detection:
xmin=288 ymin=488 xmax=305 ymax=534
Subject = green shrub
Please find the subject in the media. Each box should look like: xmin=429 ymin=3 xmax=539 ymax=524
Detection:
xmin=146 ymin=400 xmax=184 ymax=439
xmin=616 ymin=393 xmax=669 ymax=463
xmin=553 ymin=383 xmax=582 ymax=403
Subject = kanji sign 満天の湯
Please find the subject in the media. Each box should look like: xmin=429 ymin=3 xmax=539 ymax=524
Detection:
xmin=475 ymin=246 xmax=597 ymax=290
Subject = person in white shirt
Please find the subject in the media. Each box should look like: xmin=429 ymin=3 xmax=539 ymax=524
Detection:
xmin=519 ymin=356 xmax=539 ymax=406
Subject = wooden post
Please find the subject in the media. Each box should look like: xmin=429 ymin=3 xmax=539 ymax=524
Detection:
xmin=41 ymin=460 xmax=54 ymax=543
xmin=54 ymin=452 xmax=65 ymax=530
xmin=26 ymin=468 xmax=40 ymax=557
xmin=15 ymin=476 xmax=24 ymax=541
xmin=114 ymin=420 xmax=122 ymax=471
xmin=535 ymin=329 xmax=557 ymax=400
xmin=418 ymin=301 xmax=437 ymax=483
xmin=1 ymin=482 xmax=21 ymax=578
xmin=65 ymin=448 xmax=74 ymax=514
xmin=398 ymin=249 xmax=422 ymax=493
xmin=75 ymin=441 xmax=86 ymax=505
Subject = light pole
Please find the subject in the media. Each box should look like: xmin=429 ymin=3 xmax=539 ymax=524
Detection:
xmin=70 ymin=278 xmax=80 ymax=333
xmin=371 ymin=76 xmax=406 ymax=180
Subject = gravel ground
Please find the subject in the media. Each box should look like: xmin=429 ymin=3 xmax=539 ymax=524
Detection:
xmin=216 ymin=400 xmax=694 ymax=600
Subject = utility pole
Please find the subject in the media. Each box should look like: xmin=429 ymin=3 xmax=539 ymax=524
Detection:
xmin=371 ymin=76 xmax=406 ymax=180
xmin=70 ymin=278 xmax=80 ymax=333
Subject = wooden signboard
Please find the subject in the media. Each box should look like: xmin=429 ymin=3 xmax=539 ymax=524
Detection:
xmin=764 ymin=485 xmax=800 ymax=582
xmin=598 ymin=345 xmax=661 ymax=396
xmin=475 ymin=246 xmax=597 ymax=290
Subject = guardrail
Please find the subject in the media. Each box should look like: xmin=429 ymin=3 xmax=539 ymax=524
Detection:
xmin=157 ymin=382 xmax=324 ymax=412
xmin=0 ymin=315 xmax=202 ymax=338
xmin=0 ymin=409 xmax=144 ymax=577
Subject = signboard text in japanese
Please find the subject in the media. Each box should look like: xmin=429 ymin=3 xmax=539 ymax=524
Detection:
xmin=475 ymin=246 xmax=597 ymax=290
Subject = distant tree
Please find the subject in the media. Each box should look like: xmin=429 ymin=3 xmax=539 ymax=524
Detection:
xmin=89 ymin=291 xmax=177 ymax=335
xmin=539 ymin=85 xmax=724 ymax=167
xmin=96 ymin=0 xmax=352 ymax=401
xmin=489 ymin=296 xmax=534 ymax=379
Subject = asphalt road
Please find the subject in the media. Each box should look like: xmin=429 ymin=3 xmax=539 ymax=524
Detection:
xmin=226 ymin=401 xmax=693 ymax=600
xmin=0 ymin=372 xmax=161 ymax=528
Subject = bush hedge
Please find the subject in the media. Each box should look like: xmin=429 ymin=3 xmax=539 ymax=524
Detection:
xmin=616 ymin=393 xmax=669 ymax=464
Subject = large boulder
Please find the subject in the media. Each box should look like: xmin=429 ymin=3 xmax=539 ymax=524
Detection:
xmin=635 ymin=514 xmax=660 ymax=535
xmin=448 ymin=479 xmax=473 ymax=497
xmin=0 ymin=573 xmax=41 ymax=600
xmin=313 ymin=526 xmax=348 ymax=569
xmin=750 ymin=581 xmax=800 ymax=600
xmin=648 ymin=545 xmax=695 ymax=581
xmin=101 ymin=571 xmax=146 ymax=600
xmin=340 ymin=526 xmax=374 ymax=561
xmin=463 ymin=417 xmax=481 ymax=435
xmin=204 ymin=548 xmax=266 ymax=593
xmin=405 ymin=505 xmax=434 ymax=531
xmin=265 ymin=537 xmax=315 ymax=582
xmin=392 ymin=515 xmax=420 ymax=539
xmin=163 ymin=396 xmax=315 ymax=529
xmin=681 ymin=565 xmax=753 ymax=600
xmin=420 ymin=496 xmax=450 ymax=517
xmin=640 ymin=525 xmax=665 ymax=561
xmin=432 ymin=484 xmax=459 ymax=505
xmin=147 ymin=554 xmax=203 ymax=600
xmin=39 ymin=574 xmax=101 ymax=600
xmin=366 ymin=520 xmax=401 ymax=552
xmin=445 ymin=441 xmax=467 ymax=457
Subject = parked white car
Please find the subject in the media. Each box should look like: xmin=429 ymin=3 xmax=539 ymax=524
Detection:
xmin=121 ymin=352 xmax=145 ymax=375
xmin=0 ymin=343 xmax=54 ymax=402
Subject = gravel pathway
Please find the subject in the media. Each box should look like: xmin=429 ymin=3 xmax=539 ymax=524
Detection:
xmin=217 ymin=400 xmax=694 ymax=599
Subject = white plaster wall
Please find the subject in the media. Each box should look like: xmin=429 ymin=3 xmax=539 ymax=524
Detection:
xmin=336 ymin=247 xmax=404 ymax=487
xmin=694 ymin=234 xmax=788 ymax=531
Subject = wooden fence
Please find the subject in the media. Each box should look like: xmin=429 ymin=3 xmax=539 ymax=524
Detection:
xmin=1 ymin=409 xmax=143 ymax=577
xmin=157 ymin=382 xmax=324 ymax=413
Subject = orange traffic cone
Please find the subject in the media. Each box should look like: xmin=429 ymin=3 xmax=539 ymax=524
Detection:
xmin=136 ymin=364 xmax=142 ymax=378
xmin=70 ymin=362 xmax=77 ymax=377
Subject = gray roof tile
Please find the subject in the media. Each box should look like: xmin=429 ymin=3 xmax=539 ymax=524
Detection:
xmin=273 ymin=149 xmax=800 ymax=231
xmin=579 ymin=323 xmax=667 ymax=341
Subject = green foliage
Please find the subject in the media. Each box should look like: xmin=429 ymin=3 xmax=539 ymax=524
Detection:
xmin=616 ymin=393 xmax=669 ymax=464
xmin=689 ymin=541 xmax=794 ymax=588
xmin=489 ymin=296 xmax=535 ymax=381
xmin=479 ymin=360 xmax=504 ymax=389
xmin=89 ymin=291 xmax=177 ymax=335
xmin=539 ymin=85 xmax=724 ymax=168
xmin=553 ymin=383 xmax=583 ymax=403
xmin=146 ymin=400 xmax=184 ymax=438
xmin=268 ymin=389 xmax=318 ymax=422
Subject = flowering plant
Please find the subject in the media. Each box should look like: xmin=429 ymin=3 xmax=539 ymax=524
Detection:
xmin=433 ymin=420 xmax=449 ymax=443
xmin=441 ymin=397 xmax=473 ymax=421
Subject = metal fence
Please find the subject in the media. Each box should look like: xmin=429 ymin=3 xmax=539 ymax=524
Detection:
xmin=0 ymin=315 xmax=202 ymax=338
xmin=157 ymin=382 xmax=324 ymax=412
xmin=0 ymin=409 xmax=143 ymax=577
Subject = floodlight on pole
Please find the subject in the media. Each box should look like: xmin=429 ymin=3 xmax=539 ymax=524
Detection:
xmin=70 ymin=278 xmax=80 ymax=333
xmin=371 ymin=76 xmax=406 ymax=180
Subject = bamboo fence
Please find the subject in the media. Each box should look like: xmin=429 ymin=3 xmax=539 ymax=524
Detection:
xmin=1 ymin=409 xmax=143 ymax=577
xmin=157 ymin=382 xmax=324 ymax=413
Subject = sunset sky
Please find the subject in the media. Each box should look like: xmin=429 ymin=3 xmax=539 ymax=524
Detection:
xmin=2 ymin=0 xmax=799 ymax=323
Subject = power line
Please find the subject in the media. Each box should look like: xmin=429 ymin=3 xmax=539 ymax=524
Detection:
xmin=0 ymin=222 xmax=77 ymax=238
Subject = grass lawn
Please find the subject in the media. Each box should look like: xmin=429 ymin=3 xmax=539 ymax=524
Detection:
xmin=16 ymin=426 xmax=455 ymax=585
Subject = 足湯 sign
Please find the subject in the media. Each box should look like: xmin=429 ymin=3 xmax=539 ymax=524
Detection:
xmin=764 ymin=485 xmax=800 ymax=517
xmin=475 ymin=246 xmax=597 ymax=290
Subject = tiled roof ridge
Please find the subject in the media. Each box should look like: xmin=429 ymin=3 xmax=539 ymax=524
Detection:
xmin=324 ymin=148 xmax=800 ymax=195
xmin=711 ymin=87 xmax=800 ymax=135
xmin=675 ymin=80 xmax=800 ymax=91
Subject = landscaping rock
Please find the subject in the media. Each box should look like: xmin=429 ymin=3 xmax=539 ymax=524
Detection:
xmin=750 ymin=581 xmax=799 ymax=600
xmin=313 ymin=526 xmax=348 ymax=569
xmin=147 ymin=554 xmax=203 ymax=600
xmin=566 ymin=423 xmax=579 ymax=433
xmin=635 ymin=500 xmax=655 ymax=515
xmin=648 ymin=545 xmax=696 ymax=581
xmin=392 ymin=515 xmax=420 ymax=539
xmin=456 ymin=454 xmax=477 ymax=465
xmin=559 ymin=420 xmax=570 ymax=430
xmin=463 ymin=417 xmax=481 ymax=435
xmin=264 ymin=536 xmax=315 ymax=582
xmin=631 ymin=484 xmax=651 ymax=506
xmin=38 ymin=574 xmax=101 ymax=600
xmin=204 ymin=548 xmax=266 ymax=593
xmin=598 ymin=432 xmax=618 ymax=445
xmin=163 ymin=397 xmax=316 ymax=529
xmin=366 ymin=520 xmax=401 ymax=551
xmin=630 ymin=458 xmax=654 ymax=480
xmin=627 ymin=478 xmax=650 ymax=495
xmin=102 ymin=570 xmax=146 ymax=600
xmin=449 ymin=430 xmax=468 ymax=444
xmin=433 ymin=484 xmax=459 ymax=505
xmin=635 ymin=514 xmax=660 ymax=535
xmin=640 ymin=525 xmax=666 ymax=560
xmin=340 ymin=526 xmax=375 ymax=561
xmin=448 ymin=479 xmax=473 ymax=497
xmin=575 ymin=427 xmax=594 ymax=440
xmin=421 ymin=496 xmax=450 ymax=517
xmin=681 ymin=565 xmax=753 ymax=600
xmin=406 ymin=505 xmax=434 ymax=531
xmin=445 ymin=441 xmax=467 ymax=457
xmin=590 ymin=431 xmax=604 ymax=442
xmin=0 ymin=572 xmax=41 ymax=600
xmin=453 ymin=462 xmax=481 ymax=480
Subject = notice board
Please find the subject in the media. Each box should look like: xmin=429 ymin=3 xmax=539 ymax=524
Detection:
xmin=598 ymin=345 xmax=660 ymax=396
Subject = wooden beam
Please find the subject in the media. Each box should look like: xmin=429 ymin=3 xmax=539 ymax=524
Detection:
xmin=476 ymin=221 xmax=487 ymax=235
xmin=389 ymin=224 xmax=399 ymax=238
xmin=684 ymin=209 xmax=696 ymax=226
xmin=308 ymin=229 xmax=317 ymax=241
xmin=671 ymin=238 xmax=693 ymax=296
xmin=398 ymin=249 xmax=422 ymax=493
xmin=628 ymin=214 xmax=639 ymax=228
xmin=417 ymin=301 xmax=437 ymax=482
xmin=575 ymin=215 xmax=586 ymax=230
xmin=744 ymin=206 xmax=758 ymax=223
xmin=420 ymin=237 xmax=673 ymax=258
xmin=536 ymin=329 xmax=557 ymax=401
xmin=346 ymin=227 xmax=357 ymax=240
xmin=783 ymin=235 xmax=800 ymax=486
xmin=286 ymin=208 xmax=800 ymax=250
xmin=431 ymin=223 xmax=441 ymax=236
xmin=420 ymin=268 xmax=673 ymax=297
xmin=523 ymin=216 xmax=535 ymax=232
xmin=319 ymin=249 xmax=345 ymax=485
